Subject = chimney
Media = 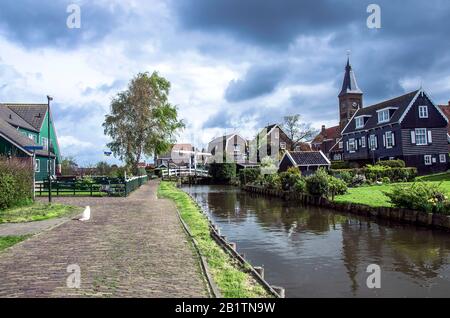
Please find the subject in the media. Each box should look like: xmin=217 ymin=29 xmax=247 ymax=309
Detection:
xmin=448 ymin=100 xmax=450 ymax=106
xmin=321 ymin=125 xmax=326 ymax=134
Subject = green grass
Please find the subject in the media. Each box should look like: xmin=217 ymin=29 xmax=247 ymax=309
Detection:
xmin=335 ymin=173 xmax=450 ymax=208
xmin=0 ymin=235 xmax=31 ymax=251
xmin=0 ymin=203 xmax=82 ymax=224
xmin=158 ymin=181 xmax=270 ymax=298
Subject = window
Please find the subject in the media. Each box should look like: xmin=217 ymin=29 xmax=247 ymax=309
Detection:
xmin=418 ymin=106 xmax=428 ymax=118
xmin=339 ymin=141 xmax=343 ymax=149
xmin=377 ymin=110 xmax=390 ymax=123
xmin=415 ymin=129 xmax=427 ymax=145
xmin=361 ymin=136 xmax=366 ymax=148
xmin=385 ymin=131 xmax=394 ymax=148
xmin=41 ymin=137 xmax=49 ymax=150
xmin=233 ymin=144 xmax=240 ymax=153
xmin=440 ymin=154 xmax=447 ymax=163
xmin=424 ymin=155 xmax=432 ymax=166
xmin=369 ymin=135 xmax=377 ymax=150
xmin=35 ymin=159 xmax=40 ymax=173
xmin=27 ymin=133 xmax=35 ymax=142
xmin=348 ymin=139 xmax=356 ymax=153
xmin=355 ymin=117 xmax=364 ymax=129
xmin=280 ymin=142 xmax=286 ymax=150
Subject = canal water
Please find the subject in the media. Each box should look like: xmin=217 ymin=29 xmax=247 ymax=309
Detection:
xmin=182 ymin=185 xmax=450 ymax=298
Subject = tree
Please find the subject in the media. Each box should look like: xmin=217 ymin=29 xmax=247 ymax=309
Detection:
xmin=103 ymin=72 xmax=185 ymax=173
xmin=96 ymin=161 xmax=112 ymax=176
xmin=61 ymin=157 xmax=78 ymax=176
xmin=282 ymin=114 xmax=318 ymax=151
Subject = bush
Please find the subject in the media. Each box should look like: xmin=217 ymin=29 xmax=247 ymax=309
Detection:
xmin=0 ymin=158 xmax=33 ymax=210
xmin=263 ymin=173 xmax=281 ymax=190
xmin=385 ymin=182 xmax=450 ymax=214
xmin=279 ymin=167 xmax=301 ymax=191
xmin=377 ymin=160 xmax=406 ymax=168
xmin=209 ymin=163 xmax=237 ymax=184
xmin=331 ymin=166 xmax=417 ymax=184
xmin=334 ymin=170 xmax=353 ymax=185
xmin=381 ymin=177 xmax=391 ymax=184
xmin=351 ymin=174 xmax=367 ymax=187
xmin=306 ymin=168 xmax=329 ymax=197
xmin=239 ymin=168 xmax=261 ymax=185
xmin=331 ymin=161 xmax=350 ymax=170
xmin=328 ymin=176 xmax=348 ymax=199
xmin=294 ymin=178 xmax=306 ymax=193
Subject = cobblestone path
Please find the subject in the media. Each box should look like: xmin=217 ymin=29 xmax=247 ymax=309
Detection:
xmin=0 ymin=181 xmax=208 ymax=298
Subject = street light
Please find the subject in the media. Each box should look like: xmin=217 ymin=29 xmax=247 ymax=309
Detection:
xmin=47 ymin=95 xmax=53 ymax=203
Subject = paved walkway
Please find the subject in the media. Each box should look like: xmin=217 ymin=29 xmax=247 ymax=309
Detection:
xmin=0 ymin=181 xmax=208 ymax=298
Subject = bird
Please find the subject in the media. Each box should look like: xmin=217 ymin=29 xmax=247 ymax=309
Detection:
xmin=78 ymin=206 xmax=91 ymax=222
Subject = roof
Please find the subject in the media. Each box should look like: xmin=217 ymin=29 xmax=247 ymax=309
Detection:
xmin=339 ymin=58 xmax=362 ymax=97
xmin=284 ymin=151 xmax=331 ymax=166
xmin=439 ymin=105 xmax=450 ymax=135
xmin=312 ymin=125 xmax=340 ymax=144
xmin=0 ymin=106 xmax=38 ymax=132
xmin=0 ymin=117 xmax=54 ymax=157
xmin=1 ymin=104 xmax=48 ymax=131
xmin=342 ymin=90 xmax=420 ymax=134
xmin=158 ymin=143 xmax=194 ymax=159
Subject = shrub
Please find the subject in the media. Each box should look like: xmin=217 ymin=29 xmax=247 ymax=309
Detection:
xmin=377 ymin=159 xmax=406 ymax=168
xmin=331 ymin=161 xmax=350 ymax=170
xmin=306 ymin=168 xmax=329 ymax=197
xmin=328 ymin=176 xmax=348 ymax=200
xmin=239 ymin=168 xmax=261 ymax=185
xmin=385 ymin=182 xmax=450 ymax=214
xmin=351 ymin=174 xmax=367 ymax=187
xmin=279 ymin=167 xmax=301 ymax=191
xmin=209 ymin=163 xmax=237 ymax=183
xmin=0 ymin=158 xmax=33 ymax=210
xmin=294 ymin=178 xmax=306 ymax=193
xmin=260 ymin=157 xmax=278 ymax=175
xmin=335 ymin=170 xmax=353 ymax=185
xmin=263 ymin=173 xmax=281 ymax=190
xmin=381 ymin=177 xmax=391 ymax=184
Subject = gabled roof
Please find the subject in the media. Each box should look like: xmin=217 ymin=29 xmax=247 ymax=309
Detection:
xmin=342 ymin=90 xmax=420 ymax=134
xmin=0 ymin=117 xmax=54 ymax=157
xmin=312 ymin=125 xmax=340 ymax=144
xmin=439 ymin=105 xmax=450 ymax=135
xmin=282 ymin=150 xmax=331 ymax=167
xmin=339 ymin=58 xmax=362 ymax=97
xmin=158 ymin=143 xmax=194 ymax=159
xmin=1 ymin=104 xmax=48 ymax=131
xmin=0 ymin=106 xmax=38 ymax=132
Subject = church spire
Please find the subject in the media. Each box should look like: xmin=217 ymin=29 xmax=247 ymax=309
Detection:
xmin=339 ymin=55 xmax=362 ymax=97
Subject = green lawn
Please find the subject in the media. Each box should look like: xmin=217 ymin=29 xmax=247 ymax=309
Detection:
xmin=335 ymin=174 xmax=450 ymax=208
xmin=0 ymin=203 xmax=82 ymax=224
xmin=0 ymin=235 xmax=31 ymax=251
xmin=158 ymin=181 xmax=270 ymax=298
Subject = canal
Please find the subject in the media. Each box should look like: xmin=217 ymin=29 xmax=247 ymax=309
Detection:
xmin=183 ymin=185 xmax=450 ymax=298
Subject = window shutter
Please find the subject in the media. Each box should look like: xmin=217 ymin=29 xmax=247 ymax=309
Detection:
xmin=392 ymin=133 xmax=395 ymax=146
xmin=411 ymin=131 xmax=416 ymax=144
xmin=375 ymin=136 xmax=378 ymax=149
xmin=428 ymin=130 xmax=432 ymax=144
xmin=383 ymin=134 xmax=386 ymax=148
xmin=346 ymin=141 xmax=349 ymax=151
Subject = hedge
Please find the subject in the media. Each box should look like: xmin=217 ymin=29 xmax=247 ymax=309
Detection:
xmin=209 ymin=163 xmax=237 ymax=183
xmin=331 ymin=166 xmax=417 ymax=183
xmin=239 ymin=168 xmax=260 ymax=185
xmin=0 ymin=157 xmax=33 ymax=210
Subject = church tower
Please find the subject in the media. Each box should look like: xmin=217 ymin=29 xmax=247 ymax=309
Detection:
xmin=338 ymin=57 xmax=363 ymax=131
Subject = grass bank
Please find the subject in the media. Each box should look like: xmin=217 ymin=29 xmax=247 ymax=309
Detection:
xmin=158 ymin=181 xmax=270 ymax=298
xmin=335 ymin=172 xmax=450 ymax=208
xmin=0 ymin=203 xmax=82 ymax=224
xmin=0 ymin=235 xmax=30 ymax=251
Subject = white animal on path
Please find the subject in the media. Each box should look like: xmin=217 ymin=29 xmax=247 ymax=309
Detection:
xmin=78 ymin=206 xmax=91 ymax=222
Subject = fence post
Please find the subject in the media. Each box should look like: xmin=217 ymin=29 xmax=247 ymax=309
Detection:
xmin=124 ymin=179 xmax=128 ymax=197
xmin=90 ymin=184 xmax=93 ymax=197
xmin=56 ymin=181 xmax=59 ymax=196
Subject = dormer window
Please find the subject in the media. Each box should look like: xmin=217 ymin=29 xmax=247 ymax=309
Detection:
xmin=355 ymin=117 xmax=365 ymax=129
xmin=418 ymin=106 xmax=428 ymax=118
xmin=377 ymin=109 xmax=390 ymax=123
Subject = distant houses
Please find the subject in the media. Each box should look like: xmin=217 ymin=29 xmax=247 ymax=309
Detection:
xmin=156 ymin=143 xmax=196 ymax=168
xmin=0 ymin=103 xmax=61 ymax=181
xmin=438 ymin=102 xmax=450 ymax=152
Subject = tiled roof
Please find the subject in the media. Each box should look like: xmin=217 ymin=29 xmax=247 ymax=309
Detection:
xmin=287 ymin=151 xmax=330 ymax=166
xmin=0 ymin=106 xmax=38 ymax=132
xmin=1 ymin=104 xmax=48 ymax=131
xmin=439 ymin=105 xmax=450 ymax=135
xmin=312 ymin=125 xmax=340 ymax=144
xmin=342 ymin=90 xmax=419 ymax=134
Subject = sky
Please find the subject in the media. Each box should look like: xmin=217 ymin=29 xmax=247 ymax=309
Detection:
xmin=0 ymin=0 xmax=449 ymax=165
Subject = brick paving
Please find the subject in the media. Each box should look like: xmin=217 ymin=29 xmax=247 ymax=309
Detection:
xmin=0 ymin=181 xmax=208 ymax=298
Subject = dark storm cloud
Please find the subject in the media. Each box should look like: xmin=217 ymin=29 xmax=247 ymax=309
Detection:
xmin=225 ymin=63 xmax=287 ymax=102
xmin=0 ymin=0 xmax=126 ymax=49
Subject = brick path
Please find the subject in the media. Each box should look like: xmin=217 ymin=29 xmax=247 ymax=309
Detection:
xmin=0 ymin=181 xmax=208 ymax=298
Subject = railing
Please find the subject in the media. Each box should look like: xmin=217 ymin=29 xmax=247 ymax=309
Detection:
xmin=161 ymin=168 xmax=209 ymax=179
xmin=35 ymin=175 xmax=148 ymax=197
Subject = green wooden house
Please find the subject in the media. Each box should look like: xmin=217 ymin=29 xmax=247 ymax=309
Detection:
xmin=0 ymin=103 xmax=61 ymax=181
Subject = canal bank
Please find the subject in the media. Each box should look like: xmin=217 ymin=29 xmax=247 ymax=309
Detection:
xmin=243 ymin=185 xmax=450 ymax=231
xmin=184 ymin=184 xmax=450 ymax=298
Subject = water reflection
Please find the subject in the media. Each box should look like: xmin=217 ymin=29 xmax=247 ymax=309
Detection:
xmin=183 ymin=185 xmax=450 ymax=298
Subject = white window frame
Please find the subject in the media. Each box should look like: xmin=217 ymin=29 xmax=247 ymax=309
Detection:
xmin=41 ymin=137 xmax=49 ymax=150
xmin=385 ymin=131 xmax=394 ymax=149
xmin=440 ymin=154 xmax=447 ymax=163
xmin=280 ymin=142 xmax=286 ymax=150
xmin=348 ymin=138 xmax=356 ymax=153
xmin=355 ymin=117 xmax=364 ymax=129
xmin=418 ymin=106 xmax=429 ymax=119
xmin=369 ymin=135 xmax=377 ymax=150
xmin=339 ymin=141 xmax=343 ymax=149
xmin=415 ymin=128 xmax=427 ymax=146
xmin=361 ymin=136 xmax=366 ymax=148
xmin=35 ymin=159 xmax=40 ymax=173
xmin=377 ymin=110 xmax=390 ymax=124
xmin=424 ymin=155 xmax=432 ymax=166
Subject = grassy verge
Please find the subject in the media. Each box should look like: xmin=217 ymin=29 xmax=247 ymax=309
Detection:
xmin=158 ymin=181 xmax=270 ymax=298
xmin=335 ymin=179 xmax=450 ymax=208
xmin=0 ymin=203 xmax=82 ymax=223
xmin=0 ymin=235 xmax=31 ymax=251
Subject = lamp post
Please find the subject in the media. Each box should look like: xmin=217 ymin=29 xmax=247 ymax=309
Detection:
xmin=47 ymin=95 xmax=53 ymax=203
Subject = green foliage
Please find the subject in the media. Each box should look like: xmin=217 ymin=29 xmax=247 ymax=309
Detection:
xmin=260 ymin=157 xmax=278 ymax=175
xmin=306 ymin=168 xmax=330 ymax=197
xmin=377 ymin=159 xmax=406 ymax=168
xmin=327 ymin=176 xmax=348 ymax=200
xmin=103 ymin=72 xmax=185 ymax=173
xmin=0 ymin=203 xmax=81 ymax=223
xmin=0 ymin=158 xmax=33 ymax=210
xmin=331 ymin=166 xmax=417 ymax=185
xmin=209 ymin=163 xmax=237 ymax=183
xmin=334 ymin=170 xmax=353 ymax=185
xmin=263 ymin=174 xmax=282 ymax=190
xmin=385 ymin=182 xmax=450 ymax=214
xmin=294 ymin=177 xmax=306 ymax=193
xmin=61 ymin=157 xmax=78 ymax=176
xmin=239 ymin=168 xmax=261 ymax=185
xmin=0 ymin=235 xmax=31 ymax=251
xmin=331 ymin=161 xmax=350 ymax=170
xmin=279 ymin=168 xmax=301 ymax=191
